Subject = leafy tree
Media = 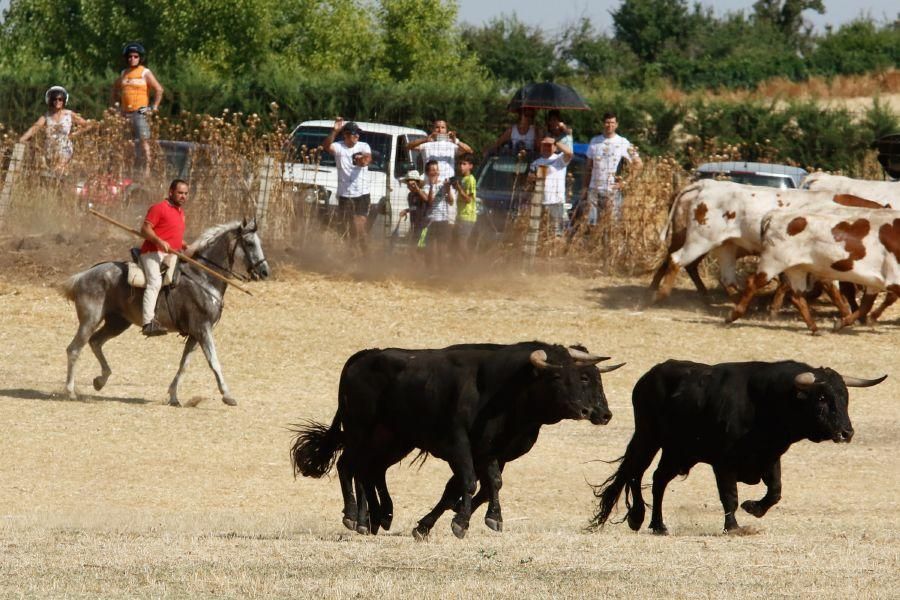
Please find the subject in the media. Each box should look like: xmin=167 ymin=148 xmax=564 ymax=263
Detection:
xmin=611 ymin=0 xmax=695 ymax=63
xmin=558 ymin=18 xmax=638 ymax=80
xmin=808 ymin=19 xmax=900 ymax=76
xmin=751 ymin=0 xmax=824 ymax=51
xmin=461 ymin=14 xmax=556 ymax=82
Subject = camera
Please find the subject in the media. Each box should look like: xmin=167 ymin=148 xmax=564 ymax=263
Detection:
xmin=447 ymin=176 xmax=458 ymax=186
xmin=435 ymin=133 xmax=450 ymax=142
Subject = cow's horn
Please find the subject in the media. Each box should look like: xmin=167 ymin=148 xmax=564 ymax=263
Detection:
xmin=597 ymin=362 xmax=626 ymax=374
xmin=794 ymin=372 xmax=816 ymax=388
xmin=842 ymin=374 xmax=888 ymax=388
xmin=567 ymin=348 xmax=609 ymax=363
xmin=530 ymin=350 xmax=552 ymax=369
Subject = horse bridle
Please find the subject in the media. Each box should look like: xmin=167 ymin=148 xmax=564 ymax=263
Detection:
xmin=196 ymin=227 xmax=267 ymax=281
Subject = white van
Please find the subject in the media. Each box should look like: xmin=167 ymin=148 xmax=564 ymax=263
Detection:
xmin=282 ymin=120 xmax=427 ymax=238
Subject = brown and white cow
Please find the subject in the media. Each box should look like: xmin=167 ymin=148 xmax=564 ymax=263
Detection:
xmin=727 ymin=206 xmax=900 ymax=333
xmin=802 ymin=173 xmax=898 ymax=207
xmin=652 ymin=179 xmax=888 ymax=302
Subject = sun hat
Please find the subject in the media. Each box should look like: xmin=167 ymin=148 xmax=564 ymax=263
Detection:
xmin=401 ymin=169 xmax=424 ymax=182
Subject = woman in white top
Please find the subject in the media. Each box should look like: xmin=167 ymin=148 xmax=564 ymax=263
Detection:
xmin=19 ymin=86 xmax=93 ymax=175
xmin=483 ymin=108 xmax=542 ymax=157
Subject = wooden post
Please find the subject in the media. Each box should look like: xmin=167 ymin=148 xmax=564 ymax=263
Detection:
xmin=255 ymin=156 xmax=275 ymax=232
xmin=0 ymin=143 xmax=25 ymax=228
xmin=523 ymin=165 xmax=546 ymax=266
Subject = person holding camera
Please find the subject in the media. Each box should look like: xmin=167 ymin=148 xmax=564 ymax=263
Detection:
xmin=407 ymin=119 xmax=473 ymax=185
xmin=530 ymin=137 xmax=573 ymax=238
xmin=111 ymin=42 xmax=163 ymax=179
xmin=323 ymin=118 xmax=373 ymax=253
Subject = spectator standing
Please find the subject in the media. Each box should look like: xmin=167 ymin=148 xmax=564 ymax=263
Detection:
xmin=399 ymin=169 xmax=427 ymax=246
xmin=19 ymin=86 xmax=93 ymax=175
xmin=545 ymin=110 xmax=573 ymax=148
xmin=407 ymin=119 xmax=473 ymax=183
xmin=413 ymin=160 xmax=456 ymax=265
xmin=111 ymin=42 xmax=163 ymax=179
xmin=323 ymin=118 xmax=373 ymax=253
xmin=483 ymin=108 xmax=541 ymax=157
xmin=452 ymin=153 xmax=478 ymax=254
xmin=530 ymin=137 xmax=573 ymax=237
xmin=583 ymin=112 xmax=642 ymax=222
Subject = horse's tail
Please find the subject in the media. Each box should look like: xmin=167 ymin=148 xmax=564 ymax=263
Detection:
xmin=290 ymin=411 xmax=343 ymax=479
xmin=59 ymin=272 xmax=83 ymax=302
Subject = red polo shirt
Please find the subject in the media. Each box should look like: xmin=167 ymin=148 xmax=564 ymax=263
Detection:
xmin=140 ymin=200 xmax=186 ymax=254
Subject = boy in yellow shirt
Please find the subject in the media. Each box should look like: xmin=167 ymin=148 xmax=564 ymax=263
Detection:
xmin=452 ymin=153 xmax=478 ymax=256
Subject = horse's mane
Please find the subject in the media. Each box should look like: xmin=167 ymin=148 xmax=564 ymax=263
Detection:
xmin=191 ymin=221 xmax=242 ymax=253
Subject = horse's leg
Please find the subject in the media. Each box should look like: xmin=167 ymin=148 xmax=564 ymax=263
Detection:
xmin=195 ymin=325 xmax=236 ymax=406
xmin=167 ymin=336 xmax=199 ymax=407
xmin=88 ymin=314 xmax=131 ymax=392
xmin=66 ymin=311 xmax=101 ymax=400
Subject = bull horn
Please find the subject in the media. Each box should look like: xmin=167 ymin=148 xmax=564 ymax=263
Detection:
xmin=567 ymin=348 xmax=609 ymax=363
xmin=530 ymin=350 xmax=552 ymax=369
xmin=794 ymin=372 xmax=816 ymax=389
xmin=597 ymin=362 xmax=626 ymax=374
xmin=842 ymin=374 xmax=887 ymax=388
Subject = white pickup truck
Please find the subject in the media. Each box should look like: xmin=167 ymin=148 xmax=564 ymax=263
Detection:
xmin=281 ymin=120 xmax=427 ymax=238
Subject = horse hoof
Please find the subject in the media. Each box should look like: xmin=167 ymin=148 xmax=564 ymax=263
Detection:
xmin=66 ymin=390 xmax=78 ymax=401
xmin=484 ymin=517 xmax=503 ymax=532
xmin=222 ymin=396 xmax=238 ymax=406
xmin=451 ymin=521 xmax=467 ymax=540
xmin=168 ymin=399 xmax=181 ymax=407
xmin=92 ymin=376 xmax=107 ymax=391
xmin=412 ymin=526 xmax=429 ymax=541
xmin=342 ymin=517 xmax=357 ymax=531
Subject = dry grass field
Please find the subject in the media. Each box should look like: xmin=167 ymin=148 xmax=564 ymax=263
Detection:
xmin=1 ymin=219 xmax=899 ymax=599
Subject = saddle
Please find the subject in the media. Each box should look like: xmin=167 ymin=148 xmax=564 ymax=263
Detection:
xmin=127 ymin=248 xmax=180 ymax=289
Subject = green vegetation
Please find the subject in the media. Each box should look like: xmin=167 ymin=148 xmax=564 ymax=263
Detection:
xmin=0 ymin=0 xmax=898 ymax=172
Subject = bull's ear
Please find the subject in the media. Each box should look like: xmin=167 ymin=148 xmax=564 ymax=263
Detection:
xmin=794 ymin=372 xmax=816 ymax=389
xmin=842 ymin=374 xmax=887 ymax=388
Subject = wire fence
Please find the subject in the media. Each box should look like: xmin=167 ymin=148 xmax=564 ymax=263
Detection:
xmin=0 ymin=107 xmax=886 ymax=277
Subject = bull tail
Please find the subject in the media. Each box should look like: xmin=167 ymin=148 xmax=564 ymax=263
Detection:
xmin=290 ymin=412 xmax=343 ymax=478
xmin=659 ymin=181 xmax=698 ymax=243
xmin=588 ymin=436 xmax=654 ymax=530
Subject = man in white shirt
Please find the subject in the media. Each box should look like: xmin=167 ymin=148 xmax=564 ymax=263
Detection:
xmin=323 ymin=118 xmax=372 ymax=252
xmin=582 ymin=112 xmax=643 ymax=223
xmin=408 ymin=119 xmax=473 ymax=182
xmin=530 ymin=136 xmax=573 ymax=237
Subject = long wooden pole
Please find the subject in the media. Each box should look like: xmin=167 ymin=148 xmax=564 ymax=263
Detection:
xmin=89 ymin=209 xmax=254 ymax=296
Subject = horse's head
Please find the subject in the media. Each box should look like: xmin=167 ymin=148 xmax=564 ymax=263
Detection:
xmin=236 ymin=218 xmax=270 ymax=280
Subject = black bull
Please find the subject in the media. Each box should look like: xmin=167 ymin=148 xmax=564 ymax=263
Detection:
xmin=291 ymin=342 xmax=624 ymax=539
xmin=591 ymin=360 xmax=886 ymax=534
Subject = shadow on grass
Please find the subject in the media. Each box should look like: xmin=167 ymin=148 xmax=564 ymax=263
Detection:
xmin=0 ymin=388 xmax=152 ymax=405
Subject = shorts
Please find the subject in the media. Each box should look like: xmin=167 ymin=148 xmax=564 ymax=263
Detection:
xmin=427 ymin=220 xmax=452 ymax=243
xmin=128 ymin=111 xmax=151 ymax=141
xmin=455 ymin=220 xmax=476 ymax=240
xmin=338 ymin=194 xmax=371 ymax=217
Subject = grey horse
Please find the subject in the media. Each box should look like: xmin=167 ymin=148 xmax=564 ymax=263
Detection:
xmin=61 ymin=219 xmax=270 ymax=406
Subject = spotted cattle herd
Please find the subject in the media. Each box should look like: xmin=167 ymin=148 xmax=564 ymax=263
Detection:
xmin=652 ymin=173 xmax=900 ymax=333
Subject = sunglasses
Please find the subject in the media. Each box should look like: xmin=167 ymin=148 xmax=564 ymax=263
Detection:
xmin=127 ymin=54 xmax=140 ymax=59
xmin=52 ymin=97 xmax=65 ymax=103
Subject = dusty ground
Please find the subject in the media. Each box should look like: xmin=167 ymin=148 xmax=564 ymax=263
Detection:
xmin=0 ymin=224 xmax=899 ymax=599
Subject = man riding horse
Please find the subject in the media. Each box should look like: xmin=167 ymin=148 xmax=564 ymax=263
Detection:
xmin=140 ymin=179 xmax=192 ymax=336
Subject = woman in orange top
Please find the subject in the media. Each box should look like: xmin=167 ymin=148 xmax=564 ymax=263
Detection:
xmin=110 ymin=42 xmax=163 ymax=178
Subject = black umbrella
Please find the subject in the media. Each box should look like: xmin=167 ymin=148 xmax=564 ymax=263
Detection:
xmin=507 ymin=82 xmax=591 ymax=112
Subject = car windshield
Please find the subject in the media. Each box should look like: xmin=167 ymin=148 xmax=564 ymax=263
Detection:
xmin=477 ymin=154 xmax=587 ymax=199
xmin=290 ymin=126 xmax=391 ymax=174
xmin=698 ymin=172 xmax=794 ymax=189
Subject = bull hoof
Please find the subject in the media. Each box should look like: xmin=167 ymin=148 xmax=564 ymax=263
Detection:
xmin=412 ymin=526 xmax=430 ymax=541
xmin=451 ymin=520 xmax=468 ymax=539
xmin=650 ymin=525 xmax=669 ymax=536
xmin=92 ymin=376 xmax=107 ymax=391
xmin=342 ymin=516 xmax=356 ymax=531
xmin=740 ymin=500 xmax=766 ymax=518
xmin=356 ymin=524 xmax=370 ymax=535
xmin=380 ymin=514 xmax=393 ymax=531
xmin=627 ymin=508 xmax=645 ymax=532
xmin=222 ymin=396 xmax=238 ymax=406
xmin=484 ymin=517 xmax=503 ymax=532
xmin=168 ymin=399 xmax=181 ymax=407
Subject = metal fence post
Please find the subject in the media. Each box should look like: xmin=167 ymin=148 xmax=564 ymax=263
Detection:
xmin=0 ymin=143 xmax=25 ymax=229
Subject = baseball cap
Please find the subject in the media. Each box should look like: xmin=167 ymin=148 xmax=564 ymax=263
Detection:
xmin=341 ymin=122 xmax=362 ymax=135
